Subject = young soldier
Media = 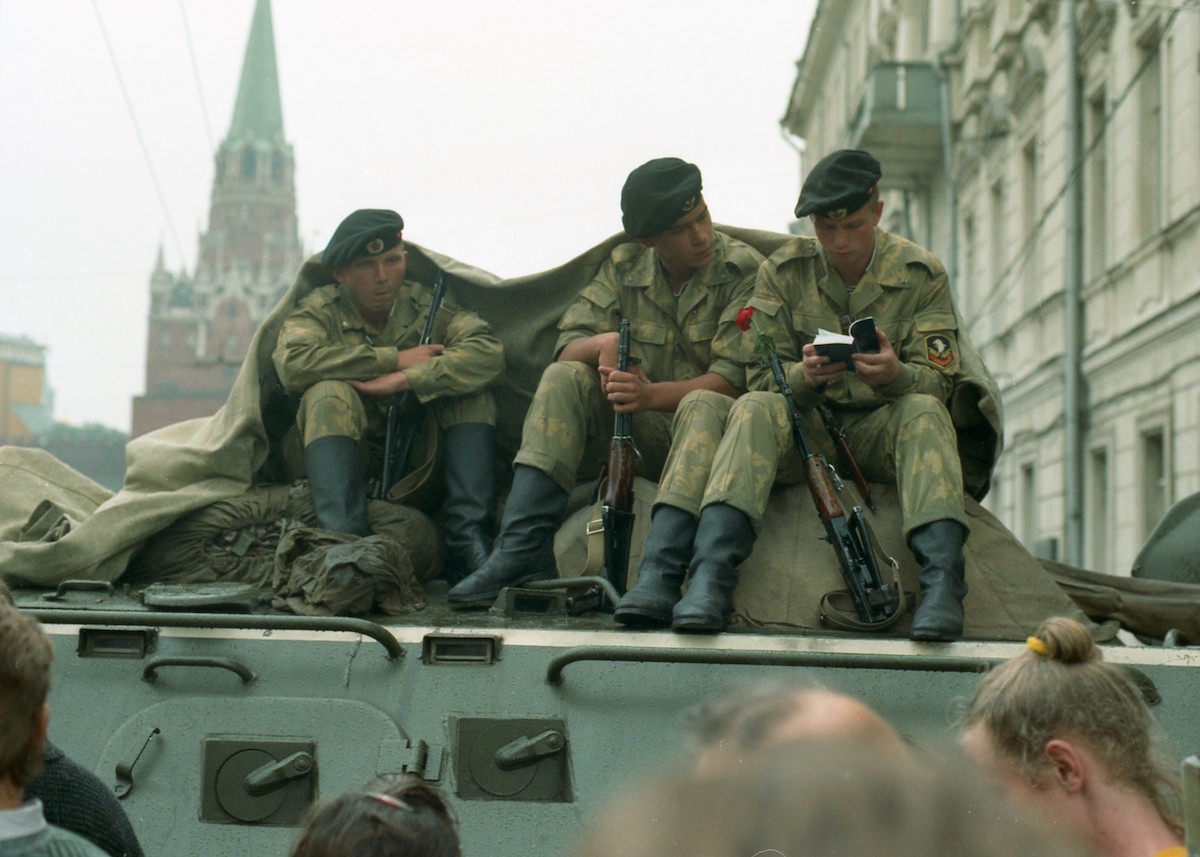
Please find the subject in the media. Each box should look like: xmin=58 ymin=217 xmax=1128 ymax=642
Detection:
xmin=449 ymin=158 xmax=764 ymax=607
xmin=615 ymin=149 xmax=1001 ymax=639
xmin=273 ymin=209 xmax=504 ymax=579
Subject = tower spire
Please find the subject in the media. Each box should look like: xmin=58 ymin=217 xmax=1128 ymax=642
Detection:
xmin=227 ymin=0 xmax=284 ymax=142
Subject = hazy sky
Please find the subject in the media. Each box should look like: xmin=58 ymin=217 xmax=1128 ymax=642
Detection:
xmin=0 ymin=1 xmax=817 ymax=432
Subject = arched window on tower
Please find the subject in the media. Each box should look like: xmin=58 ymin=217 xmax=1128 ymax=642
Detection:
xmin=271 ymin=151 xmax=284 ymax=182
xmin=241 ymin=147 xmax=257 ymax=181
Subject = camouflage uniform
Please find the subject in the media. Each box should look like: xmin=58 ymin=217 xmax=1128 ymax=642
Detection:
xmin=273 ymin=279 xmax=504 ymax=454
xmin=660 ymin=229 xmax=968 ymax=539
xmin=513 ymin=230 xmax=763 ymax=492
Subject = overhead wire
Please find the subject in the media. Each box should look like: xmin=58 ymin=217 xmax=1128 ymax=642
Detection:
xmin=177 ymin=0 xmax=215 ymax=153
xmin=89 ymin=0 xmax=189 ymax=270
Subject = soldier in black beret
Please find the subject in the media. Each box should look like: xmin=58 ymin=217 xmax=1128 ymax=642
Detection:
xmin=793 ymin=149 xmax=882 ymax=219
xmin=610 ymin=148 xmax=1003 ymax=639
xmin=273 ymin=209 xmax=505 ymax=580
xmin=448 ymin=158 xmax=767 ymax=607
xmin=320 ymin=208 xmax=405 ymax=269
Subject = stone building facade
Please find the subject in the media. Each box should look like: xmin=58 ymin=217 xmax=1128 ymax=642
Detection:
xmin=131 ymin=0 xmax=303 ymax=437
xmin=784 ymin=0 xmax=1200 ymax=575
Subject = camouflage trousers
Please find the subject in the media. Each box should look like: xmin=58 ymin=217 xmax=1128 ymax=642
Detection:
xmin=657 ymin=389 xmax=968 ymax=539
xmin=513 ymin=361 xmax=674 ymax=493
xmin=297 ymin=380 xmax=497 ymax=446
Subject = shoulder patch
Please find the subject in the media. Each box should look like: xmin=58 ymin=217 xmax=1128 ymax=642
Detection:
xmin=925 ymin=334 xmax=955 ymax=367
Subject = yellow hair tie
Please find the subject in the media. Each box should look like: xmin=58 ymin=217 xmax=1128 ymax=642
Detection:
xmin=1026 ymin=636 xmax=1049 ymax=656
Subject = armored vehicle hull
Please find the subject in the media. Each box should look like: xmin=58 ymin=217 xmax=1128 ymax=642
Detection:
xmin=18 ymin=584 xmax=1200 ymax=857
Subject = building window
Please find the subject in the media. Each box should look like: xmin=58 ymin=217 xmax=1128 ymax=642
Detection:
xmin=1139 ymin=427 xmax=1167 ymax=543
xmin=961 ymin=211 xmax=977 ymax=317
xmin=1020 ymin=460 xmax=1037 ymax=551
xmin=1084 ymin=88 xmax=1108 ymax=281
xmin=1086 ymin=446 xmax=1110 ymax=573
xmin=989 ymin=179 xmax=1006 ymax=300
xmin=1135 ymin=40 xmax=1162 ymax=240
xmin=1021 ymin=137 xmax=1040 ymax=308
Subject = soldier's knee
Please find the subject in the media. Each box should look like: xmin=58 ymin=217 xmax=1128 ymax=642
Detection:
xmin=301 ymin=380 xmax=359 ymax=409
xmin=297 ymin=380 xmax=368 ymax=441
xmin=675 ymin=389 xmax=734 ymax=425
xmin=539 ymin=360 xmax=594 ymax=391
xmin=733 ymin=391 xmax=786 ymax=421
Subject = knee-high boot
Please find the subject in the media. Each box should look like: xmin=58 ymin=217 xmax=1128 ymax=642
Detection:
xmin=671 ymin=503 xmax=756 ymax=633
xmin=305 ymin=435 xmax=373 ymax=537
xmin=447 ymin=464 xmax=566 ymax=607
xmin=613 ymin=505 xmax=699 ymax=628
xmin=439 ymin=423 xmax=498 ymax=583
xmin=907 ymin=519 xmax=968 ymax=642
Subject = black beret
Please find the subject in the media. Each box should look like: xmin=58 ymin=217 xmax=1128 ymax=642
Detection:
xmin=621 ymin=158 xmax=703 ymax=238
xmin=794 ymin=150 xmax=882 ymax=219
xmin=322 ymin=209 xmax=405 ymax=269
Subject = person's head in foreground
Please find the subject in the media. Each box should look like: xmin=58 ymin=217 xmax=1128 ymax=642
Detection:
xmin=569 ymin=740 xmax=1096 ymax=857
xmin=289 ymin=773 xmax=460 ymax=857
xmin=962 ymin=615 xmax=1184 ymax=857
xmin=684 ymin=680 xmax=907 ymax=775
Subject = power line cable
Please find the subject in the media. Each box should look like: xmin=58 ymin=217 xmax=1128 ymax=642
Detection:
xmin=177 ymin=0 xmax=215 ymax=152
xmin=89 ymin=0 xmax=189 ymax=269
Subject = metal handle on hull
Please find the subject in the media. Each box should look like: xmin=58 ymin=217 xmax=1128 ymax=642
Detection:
xmin=545 ymin=646 xmax=1000 ymax=685
xmin=142 ymin=656 xmax=256 ymax=684
xmin=27 ymin=608 xmax=404 ymax=659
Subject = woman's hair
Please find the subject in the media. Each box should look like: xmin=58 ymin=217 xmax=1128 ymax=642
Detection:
xmin=964 ymin=616 xmax=1182 ymax=833
xmin=289 ymin=774 xmax=460 ymax=857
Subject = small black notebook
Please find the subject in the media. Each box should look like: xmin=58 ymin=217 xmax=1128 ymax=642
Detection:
xmin=812 ymin=317 xmax=880 ymax=369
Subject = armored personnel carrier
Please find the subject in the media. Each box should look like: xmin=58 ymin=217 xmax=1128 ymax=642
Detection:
xmin=6 ymin=240 xmax=1199 ymax=856
xmin=11 ymin=549 xmax=1200 ymax=857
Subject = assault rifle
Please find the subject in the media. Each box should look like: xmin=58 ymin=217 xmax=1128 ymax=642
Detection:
xmin=816 ymin=400 xmax=876 ymax=512
xmin=375 ymin=270 xmax=447 ymax=500
xmin=768 ymin=350 xmax=899 ymax=625
xmin=599 ymin=319 xmax=638 ymax=596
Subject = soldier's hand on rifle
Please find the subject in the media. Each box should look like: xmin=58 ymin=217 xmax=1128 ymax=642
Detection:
xmin=396 ymin=343 xmax=444 ymax=370
xmin=851 ymin=328 xmax=901 ymax=387
xmin=802 ymin=342 xmax=847 ymax=388
xmin=600 ymin=362 xmax=651 ymax=414
xmin=348 ymin=370 xmax=410 ymax=397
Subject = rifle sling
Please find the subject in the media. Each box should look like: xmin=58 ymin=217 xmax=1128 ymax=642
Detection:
xmin=818 ymin=515 xmax=906 ymax=632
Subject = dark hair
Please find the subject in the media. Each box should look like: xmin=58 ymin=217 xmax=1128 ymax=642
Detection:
xmin=964 ymin=616 xmax=1182 ymax=834
xmin=289 ymin=774 xmax=460 ymax=857
xmin=0 ymin=602 xmax=53 ymax=786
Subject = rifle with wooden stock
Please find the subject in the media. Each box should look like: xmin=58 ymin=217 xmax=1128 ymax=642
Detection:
xmin=736 ymin=306 xmax=898 ymax=626
xmin=769 ymin=349 xmax=898 ymax=624
xmin=374 ymin=269 xmax=447 ymax=500
xmin=599 ymin=319 xmax=638 ymax=596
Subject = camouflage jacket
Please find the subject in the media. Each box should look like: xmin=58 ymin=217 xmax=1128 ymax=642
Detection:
xmin=555 ymin=231 xmax=764 ymax=391
xmin=272 ymin=279 xmax=504 ymax=405
xmin=748 ymin=229 xmax=1003 ymax=499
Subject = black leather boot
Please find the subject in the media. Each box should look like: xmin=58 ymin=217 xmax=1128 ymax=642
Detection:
xmin=613 ymin=505 xmax=699 ymax=628
xmin=447 ymin=464 xmax=566 ymax=607
xmin=439 ymin=423 xmax=498 ymax=584
xmin=907 ymin=520 xmax=968 ymax=642
xmin=305 ymin=435 xmax=373 ymax=537
xmin=671 ymin=504 xmax=756 ymax=633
